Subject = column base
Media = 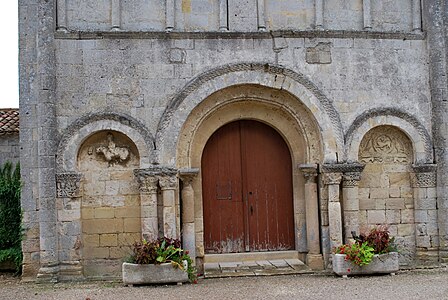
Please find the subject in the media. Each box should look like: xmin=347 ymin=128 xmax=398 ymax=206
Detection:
xmin=36 ymin=263 xmax=59 ymax=283
xmin=306 ymin=254 xmax=324 ymax=270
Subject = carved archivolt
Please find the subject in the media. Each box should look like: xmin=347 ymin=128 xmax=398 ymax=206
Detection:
xmin=56 ymin=173 xmax=82 ymax=198
xmin=359 ymin=126 xmax=412 ymax=164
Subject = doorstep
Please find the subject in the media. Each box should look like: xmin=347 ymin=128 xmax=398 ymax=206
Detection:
xmin=203 ymin=251 xmax=312 ymax=278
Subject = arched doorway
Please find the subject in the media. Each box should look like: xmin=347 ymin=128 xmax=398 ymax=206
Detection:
xmin=202 ymin=120 xmax=295 ymax=253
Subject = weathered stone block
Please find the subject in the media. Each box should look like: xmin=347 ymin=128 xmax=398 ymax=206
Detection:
xmin=100 ymin=234 xmax=118 ymax=247
xmin=370 ymin=188 xmax=389 ymax=199
xmin=385 ymin=198 xmax=405 ymax=210
xmin=94 ymin=207 xmax=115 ymax=219
xmin=385 ymin=209 xmax=400 ymax=224
xmin=123 ymin=218 xmax=141 ymax=232
xmin=368 ymin=210 xmax=385 ymax=224
xmin=83 ymin=219 xmax=123 ymax=234
xmin=398 ymin=224 xmax=415 ymax=236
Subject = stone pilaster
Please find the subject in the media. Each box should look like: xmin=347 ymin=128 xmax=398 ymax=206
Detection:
xmin=36 ymin=0 xmax=59 ymax=283
xmin=55 ymin=173 xmax=83 ymax=281
xmin=134 ymin=170 xmax=159 ymax=241
xmin=219 ymin=0 xmax=228 ymax=31
xmin=341 ymin=164 xmax=365 ymax=243
xmin=158 ymin=172 xmax=179 ymax=239
xmin=179 ymin=168 xmax=199 ymax=263
xmin=423 ymin=0 xmax=448 ymax=263
xmin=411 ymin=164 xmax=439 ymax=265
xmin=299 ymin=164 xmax=323 ymax=270
xmin=321 ymin=167 xmax=343 ymax=250
xmin=315 ymin=0 xmax=324 ymax=29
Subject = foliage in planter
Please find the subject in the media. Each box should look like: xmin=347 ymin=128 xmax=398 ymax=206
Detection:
xmin=0 ymin=162 xmax=22 ymax=274
xmin=334 ymin=226 xmax=396 ymax=267
xmin=127 ymin=237 xmax=197 ymax=283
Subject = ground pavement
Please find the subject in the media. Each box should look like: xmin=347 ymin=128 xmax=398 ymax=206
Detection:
xmin=0 ymin=268 xmax=447 ymax=300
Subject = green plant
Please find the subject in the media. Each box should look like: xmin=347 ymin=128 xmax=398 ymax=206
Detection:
xmin=335 ymin=242 xmax=375 ymax=266
xmin=0 ymin=161 xmax=22 ymax=274
xmin=335 ymin=225 xmax=396 ymax=267
xmin=129 ymin=237 xmax=197 ymax=283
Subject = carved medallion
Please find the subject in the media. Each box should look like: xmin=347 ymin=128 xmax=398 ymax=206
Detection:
xmin=359 ymin=127 xmax=412 ymax=164
xmin=56 ymin=173 xmax=82 ymax=198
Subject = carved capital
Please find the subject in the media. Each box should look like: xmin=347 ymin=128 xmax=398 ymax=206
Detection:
xmin=411 ymin=164 xmax=437 ymax=188
xmin=56 ymin=173 xmax=82 ymax=198
xmin=322 ymin=172 xmax=342 ymax=185
xmin=342 ymin=172 xmax=362 ymax=187
xmin=134 ymin=170 xmax=158 ymax=194
xmin=298 ymin=164 xmax=318 ymax=184
xmin=178 ymin=168 xmax=199 ymax=186
xmin=159 ymin=175 xmax=178 ymax=190
xmin=321 ymin=162 xmax=365 ymax=174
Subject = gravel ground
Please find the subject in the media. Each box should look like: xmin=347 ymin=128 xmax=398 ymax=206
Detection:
xmin=1 ymin=268 xmax=447 ymax=300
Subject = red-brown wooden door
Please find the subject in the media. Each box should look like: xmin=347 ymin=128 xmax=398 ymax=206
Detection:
xmin=202 ymin=120 xmax=295 ymax=253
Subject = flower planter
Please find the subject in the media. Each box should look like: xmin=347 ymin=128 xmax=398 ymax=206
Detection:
xmin=122 ymin=262 xmax=189 ymax=285
xmin=332 ymin=252 xmax=399 ymax=277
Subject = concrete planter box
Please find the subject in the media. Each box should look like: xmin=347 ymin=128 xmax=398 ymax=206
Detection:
xmin=122 ymin=262 xmax=189 ymax=285
xmin=332 ymin=252 xmax=399 ymax=277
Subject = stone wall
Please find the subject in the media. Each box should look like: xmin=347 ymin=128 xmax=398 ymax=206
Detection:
xmin=0 ymin=134 xmax=20 ymax=166
xmin=19 ymin=0 xmax=448 ymax=281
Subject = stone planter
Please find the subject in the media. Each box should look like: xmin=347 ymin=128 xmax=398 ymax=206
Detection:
xmin=332 ymin=252 xmax=399 ymax=277
xmin=122 ymin=262 xmax=189 ymax=285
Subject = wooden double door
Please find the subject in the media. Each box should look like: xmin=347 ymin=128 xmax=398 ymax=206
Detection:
xmin=202 ymin=120 xmax=295 ymax=253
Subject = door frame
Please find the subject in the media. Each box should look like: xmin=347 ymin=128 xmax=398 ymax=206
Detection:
xmin=176 ymin=85 xmax=324 ymax=259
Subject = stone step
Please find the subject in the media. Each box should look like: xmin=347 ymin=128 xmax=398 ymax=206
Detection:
xmin=204 ymin=257 xmax=312 ymax=278
xmin=204 ymin=250 xmax=300 ymax=263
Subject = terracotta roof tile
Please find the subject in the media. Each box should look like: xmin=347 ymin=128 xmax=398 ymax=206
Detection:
xmin=0 ymin=109 xmax=19 ymax=135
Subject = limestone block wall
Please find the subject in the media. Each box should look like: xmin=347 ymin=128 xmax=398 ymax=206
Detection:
xmin=57 ymin=0 xmax=417 ymax=32
xmin=358 ymin=126 xmax=416 ymax=266
xmin=0 ymin=134 xmax=20 ymax=166
xmin=77 ymin=131 xmax=141 ymax=278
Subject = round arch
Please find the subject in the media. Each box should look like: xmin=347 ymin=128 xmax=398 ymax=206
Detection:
xmin=177 ymin=84 xmax=324 ymax=255
xmin=155 ymin=63 xmax=343 ymax=165
xmin=56 ymin=112 xmax=155 ymax=172
xmin=345 ymin=109 xmax=433 ymax=164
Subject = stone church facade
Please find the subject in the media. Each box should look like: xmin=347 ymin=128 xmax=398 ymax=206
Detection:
xmin=19 ymin=0 xmax=448 ymax=281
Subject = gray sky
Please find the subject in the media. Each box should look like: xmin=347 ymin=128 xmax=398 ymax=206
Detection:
xmin=1 ymin=2 xmax=19 ymax=108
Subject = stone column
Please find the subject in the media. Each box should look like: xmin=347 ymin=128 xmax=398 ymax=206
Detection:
xmin=411 ymin=164 xmax=439 ymax=265
xmin=341 ymin=164 xmax=365 ymax=242
xmin=412 ymin=0 xmax=422 ymax=32
xmin=256 ymin=0 xmax=267 ymax=32
xmin=219 ymin=0 xmax=228 ymax=31
xmin=165 ymin=0 xmax=175 ymax=32
xmin=322 ymin=170 xmax=343 ymax=250
xmin=159 ymin=173 xmax=178 ymax=239
xmin=179 ymin=168 xmax=199 ymax=262
xmin=55 ymin=173 xmax=83 ymax=281
xmin=299 ymin=164 xmax=323 ymax=270
xmin=56 ymin=0 xmax=68 ymax=32
xmin=134 ymin=170 xmax=159 ymax=241
xmin=111 ymin=0 xmax=121 ymax=31
xmin=315 ymin=0 xmax=324 ymax=30
xmin=362 ymin=0 xmax=372 ymax=30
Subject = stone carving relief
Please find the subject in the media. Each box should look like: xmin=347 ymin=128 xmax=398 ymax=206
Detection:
xmin=95 ymin=133 xmax=130 ymax=166
xmin=56 ymin=173 xmax=82 ymax=198
xmin=359 ymin=127 xmax=412 ymax=164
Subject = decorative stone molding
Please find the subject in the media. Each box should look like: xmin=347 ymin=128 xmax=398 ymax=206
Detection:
xmin=411 ymin=164 xmax=437 ymax=188
xmin=321 ymin=162 xmax=365 ymax=174
xmin=56 ymin=173 xmax=82 ymax=198
xmin=56 ymin=112 xmax=154 ymax=171
xmin=299 ymin=164 xmax=318 ymax=183
xmin=156 ymin=62 xmax=344 ymax=155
